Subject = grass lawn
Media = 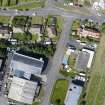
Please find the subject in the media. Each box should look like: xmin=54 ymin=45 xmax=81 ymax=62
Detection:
xmin=86 ymin=33 xmax=105 ymax=105
xmin=12 ymin=16 xmax=29 ymax=26
xmin=12 ymin=33 xmax=31 ymax=41
xmin=50 ymin=79 xmax=69 ymax=105
xmin=56 ymin=16 xmax=63 ymax=32
xmin=71 ymin=19 xmax=81 ymax=31
xmin=13 ymin=1 xmax=45 ymax=10
xmin=31 ymin=34 xmax=38 ymax=41
xmin=0 ymin=16 xmax=11 ymax=24
xmin=0 ymin=0 xmax=39 ymax=6
xmin=31 ymin=16 xmax=44 ymax=24
xmin=68 ymin=53 xmax=77 ymax=69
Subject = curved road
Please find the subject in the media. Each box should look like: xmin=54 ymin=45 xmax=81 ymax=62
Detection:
xmin=0 ymin=1 xmax=105 ymax=105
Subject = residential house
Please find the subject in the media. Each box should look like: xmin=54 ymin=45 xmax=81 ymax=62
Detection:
xmin=0 ymin=25 xmax=12 ymax=39
xmin=29 ymin=24 xmax=44 ymax=42
xmin=47 ymin=26 xmax=57 ymax=38
xmin=77 ymin=28 xmax=101 ymax=39
xmin=29 ymin=24 xmax=44 ymax=36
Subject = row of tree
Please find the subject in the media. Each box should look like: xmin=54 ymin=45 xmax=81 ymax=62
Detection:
xmin=0 ymin=0 xmax=19 ymax=6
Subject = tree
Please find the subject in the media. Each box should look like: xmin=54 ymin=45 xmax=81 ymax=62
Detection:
xmin=16 ymin=0 xmax=19 ymax=5
xmin=7 ymin=0 xmax=11 ymax=6
xmin=100 ymin=23 xmax=105 ymax=32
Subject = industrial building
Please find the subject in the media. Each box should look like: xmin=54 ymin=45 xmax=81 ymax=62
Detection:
xmin=7 ymin=52 xmax=44 ymax=104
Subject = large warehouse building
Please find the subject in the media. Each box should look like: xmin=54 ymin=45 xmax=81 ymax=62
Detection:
xmin=8 ymin=52 xmax=44 ymax=104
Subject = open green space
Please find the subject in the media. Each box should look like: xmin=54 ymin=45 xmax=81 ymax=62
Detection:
xmin=13 ymin=1 xmax=45 ymax=10
xmin=12 ymin=33 xmax=31 ymax=41
xmin=0 ymin=0 xmax=39 ymax=6
xmin=50 ymin=79 xmax=69 ymax=105
xmin=31 ymin=16 xmax=44 ymax=24
xmin=12 ymin=16 xmax=29 ymax=26
xmin=86 ymin=33 xmax=105 ymax=105
xmin=0 ymin=16 xmax=11 ymax=24
xmin=71 ymin=19 xmax=80 ymax=31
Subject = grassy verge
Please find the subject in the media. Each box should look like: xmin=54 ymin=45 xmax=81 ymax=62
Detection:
xmin=0 ymin=16 xmax=11 ymax=24
xmin=50 ymin=79 xmax=69 ymax=105
xmin=0 ymin=0 xmax=35 ymax=6
xmin=86 ymin=33 xmax=105 ymax=105
xmin=13 ymin=1 xmax=45 ymax=10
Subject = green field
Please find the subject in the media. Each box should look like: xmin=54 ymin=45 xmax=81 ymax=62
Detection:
xmin=0 ymin=0 xmax=37 ymax=6
xmin=50 ymin=79 xmax=69 ymax=105
xmin=86 ymin=33 xmax=105 ymax=105
xmin=13 ymin=1 xmax=45 ymax=10
xmin=0 ymin=16 xmax=11 ymax=23
xmin=32 ymin=16 xmax=44 ymax=24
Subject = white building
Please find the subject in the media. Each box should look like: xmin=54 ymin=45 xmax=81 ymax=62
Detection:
xmin=8 ymin=52 xmax=44 ymax=104
xmin=82 ymin=48 xmax=94 ymax=68
xmin=8 ymin=76 xmax=38 ymax=104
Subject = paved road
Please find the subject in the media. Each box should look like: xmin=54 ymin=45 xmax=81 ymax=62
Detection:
xmin=0 ymin=1 xmax=104 ymax=105
xmin=0 ymin=6 xmax=104 ymax=23
xmin=41 ymin=17 xmax=73 ymax=105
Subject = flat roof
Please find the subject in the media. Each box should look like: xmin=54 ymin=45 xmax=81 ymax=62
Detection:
xmin=8 ymin=76 xmax=38 ymax=104
xmin=13 ymin=53 xmax=44 ymax=68
xmin=82 ymin=49 xmax=94 ymax=68
xmin=10 ymin=53 xmax=44 ymax=76
xmin=64 ymin=83 xmax=82 ymax=105
xmin=75 ymin=51 xmax=90 ymax=71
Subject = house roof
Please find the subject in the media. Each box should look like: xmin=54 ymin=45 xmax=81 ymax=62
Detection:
xmin=0 ymin=25 xmax=12 ymax=34
xmin=77 ymin=28 xmax=101 ymax=39
xmin=8 ymin=76 xmax=38 ymax=104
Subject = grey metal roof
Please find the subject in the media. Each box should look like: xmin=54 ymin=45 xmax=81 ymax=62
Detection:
xmin=75 ymin=51 xmax=90 ymax=71
xmin=13 ymin=53 xmax=44 ymax=69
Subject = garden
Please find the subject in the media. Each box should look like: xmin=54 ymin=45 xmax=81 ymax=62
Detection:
xmin=50 ymin=79 xmax=69 ymax=105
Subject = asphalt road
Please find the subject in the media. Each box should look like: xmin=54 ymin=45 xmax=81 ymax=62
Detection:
xmin=0 ymin=1 xmax=105 ymax=105
xmin=41 ymin=17 xmax=73 ymax=105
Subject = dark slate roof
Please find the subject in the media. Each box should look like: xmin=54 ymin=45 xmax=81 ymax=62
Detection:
xmin=13 ymin=53 xmax=44 ymax=69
